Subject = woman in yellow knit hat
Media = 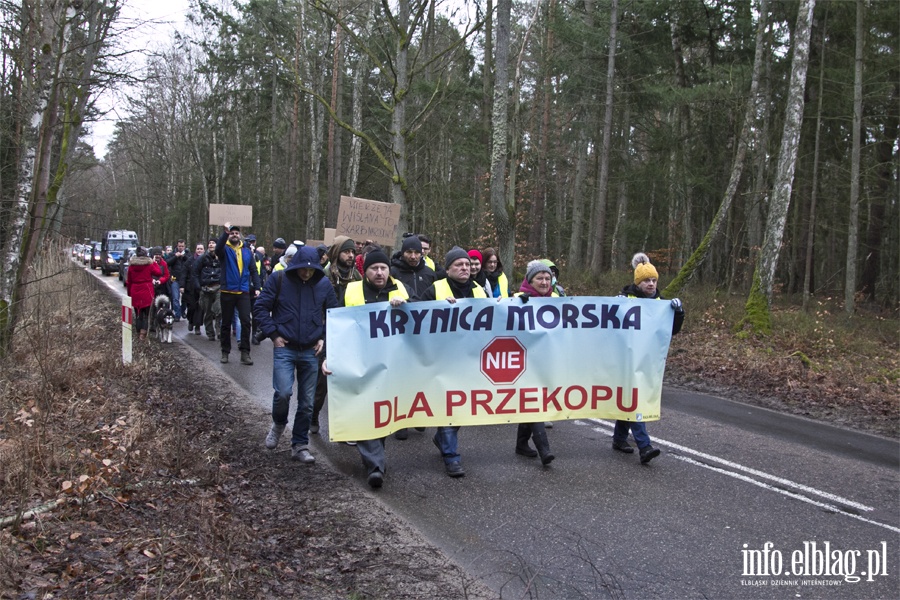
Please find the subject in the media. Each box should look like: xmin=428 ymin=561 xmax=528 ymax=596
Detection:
xmin=612 ymin=252 xmax=685 ymax=464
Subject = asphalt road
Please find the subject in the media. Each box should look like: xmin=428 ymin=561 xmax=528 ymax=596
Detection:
xmin=94 ymin=265 xmax=899 ymax=599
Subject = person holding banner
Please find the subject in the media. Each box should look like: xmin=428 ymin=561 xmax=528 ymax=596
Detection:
xmin=512 ymin=260 xmax=559 ymax=466
xmin=254 ymin=246 xmax=338 ymax=464
xmin=612 ymin=252 xmax=685 ymax=464
xmin=481 ymin=247 xmax=510 ymax=298
xmin=420 ymin=246 xmax=489 ymax=477
xmin=311 ymin=236 xmax=362 ymax=434
xmin=323 ymin=249 xmax=409 ymax=488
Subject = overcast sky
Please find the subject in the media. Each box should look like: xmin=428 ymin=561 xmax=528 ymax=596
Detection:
xmin=89 ymin=0 xmax=191 ymax=158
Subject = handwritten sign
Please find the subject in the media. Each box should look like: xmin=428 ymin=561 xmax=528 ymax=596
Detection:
xmin=209 ymin=204 xmax=253 ymax=227
xmin=336 ymin=196 xmax=400 ymax=247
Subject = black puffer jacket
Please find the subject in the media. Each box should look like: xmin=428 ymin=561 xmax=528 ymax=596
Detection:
xmin=390 ymin=252 xmax=436 ymax=300
xmin=619 ymin=283 xmax=684 ymax=335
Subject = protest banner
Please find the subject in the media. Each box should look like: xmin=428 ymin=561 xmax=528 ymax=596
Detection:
xmin=209 ymin=204 xmax=253 ymax=227
xmin=325 ymin=297 xmax=675 ymax=441
xmin=335 ymin=196 xmax=400 ymax=247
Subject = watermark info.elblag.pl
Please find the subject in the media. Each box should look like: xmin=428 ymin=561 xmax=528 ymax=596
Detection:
xmin=741 ymin=541 xmax=890 ymax=586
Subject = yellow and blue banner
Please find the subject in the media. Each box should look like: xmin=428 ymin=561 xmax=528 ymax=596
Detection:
xmin=325 ymin=296 xmax=675 ymax=441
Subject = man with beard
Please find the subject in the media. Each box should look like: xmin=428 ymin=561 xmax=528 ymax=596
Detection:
xmin=420 ymin=246 xmax=489 ymax=477
xmin=310 ymin=236 xmax=362 ymax=434
xmin=390 ymin=235 xmax=436 ymax=300
xmin=322 ymin=249 xmax=408 ymax=488
xmin=216 ymin=223 xmax=260 ymax=365
xmin=195 ymin=239 xmax=222 ymax=341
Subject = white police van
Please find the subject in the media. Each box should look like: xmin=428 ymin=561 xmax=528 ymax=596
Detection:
xmin=100 ymin=230 xmax=139 ymax=276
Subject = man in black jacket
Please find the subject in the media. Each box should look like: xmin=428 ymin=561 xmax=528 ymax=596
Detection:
xmin=165 ymin=240 xmax=189 ymax=321
xmin=194 ymin=239 xmax=222 ymax=341
xmin=390 ymin=235 xmax=436 ymax=300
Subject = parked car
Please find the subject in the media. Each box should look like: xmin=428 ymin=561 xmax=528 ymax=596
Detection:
xmin=82 ymin=243 xmax=97 ymax=265
xmin=119 ymin=247 xmax=137 ymax=286
xmin=90 ymin=243 xmax=103 ymax=269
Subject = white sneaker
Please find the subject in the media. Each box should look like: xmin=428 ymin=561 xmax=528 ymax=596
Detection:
xmin=291 ymin=446 xmax=315 ymax=463
xmin=265 ymin=424 xmax=285 ymax=449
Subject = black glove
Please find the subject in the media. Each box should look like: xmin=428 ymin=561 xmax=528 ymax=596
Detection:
xmin=519 ymin=293 xmax=530 ymax=303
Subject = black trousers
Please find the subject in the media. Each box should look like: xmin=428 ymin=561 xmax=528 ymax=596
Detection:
xmin=219 ymin=292 xmax=252 ymax=354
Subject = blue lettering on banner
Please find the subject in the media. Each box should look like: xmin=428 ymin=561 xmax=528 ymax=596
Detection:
xmin=366 ymin=302 xmax=643 ymax=339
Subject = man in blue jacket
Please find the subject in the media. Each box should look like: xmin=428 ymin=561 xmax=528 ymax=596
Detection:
xmin=253 ymin=245 xmax=339 ymax=463
xmin=216 ymin=223 xmax=260 ymax=365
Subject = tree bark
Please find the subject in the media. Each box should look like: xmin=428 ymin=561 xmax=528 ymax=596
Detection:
xmin=743 ymin=0 xmax=816 ymax=334
xmin=489 ymin=0 xmax=513 ymax=272
xmin=844 ymin=0 xmax=864 ymax=313
xmin=588 ymin=0 xmax=617 ymax=276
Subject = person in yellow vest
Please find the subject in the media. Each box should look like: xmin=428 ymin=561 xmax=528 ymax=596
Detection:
xmin=420 ymin=246 xmax=487 ymax=303
xmin=511 ymin=260 xmax=558 ymax=466
xmin=272 ymin=244 xmax=298 ymax=272
xmin=417 ymin=234 xmax=436 ymax=272
xmin=481 ymin=247 xmax=510 ymax=298
xmin=322 ymin=249 xmax=408 ymax=488
xmin=419 ymin=246 xmax=488 ymax=477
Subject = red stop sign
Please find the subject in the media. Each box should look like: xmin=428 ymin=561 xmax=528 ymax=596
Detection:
xmin=480 ymin=337 xmax=527 ymax=385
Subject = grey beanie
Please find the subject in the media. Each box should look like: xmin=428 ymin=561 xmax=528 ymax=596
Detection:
xmin=444 ymin=246 xmax=470 ymax=270
xmin=525 ymin=259 xmax=552 ymax=283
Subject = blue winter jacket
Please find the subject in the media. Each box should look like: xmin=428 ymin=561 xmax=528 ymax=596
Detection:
xmin=216 ymin=230 xmax=260 ymax=293
xmin=252 ymin=246 xmax=338 ymax=347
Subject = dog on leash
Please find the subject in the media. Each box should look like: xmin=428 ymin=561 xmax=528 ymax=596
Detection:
xmin=154 ymin=295 xmax=176 ymax=343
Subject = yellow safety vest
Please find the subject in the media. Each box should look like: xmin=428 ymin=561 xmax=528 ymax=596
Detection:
xmin=424 ymin=255 xmax=436 ymax=271
xmin=344 ymin=278 xmax=410 ymax=307
xmin=433 ymin=278 xmax=488 ymax=300
xmin=495 ymin=272 xmax=510 ymax=298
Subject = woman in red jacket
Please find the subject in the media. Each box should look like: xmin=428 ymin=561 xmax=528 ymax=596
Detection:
xmin=126 ymin=247 xmax=162 ymax=340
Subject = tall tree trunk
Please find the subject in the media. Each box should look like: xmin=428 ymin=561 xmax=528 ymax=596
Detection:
xmin=589 ymin=0 xmax=617 ymax=276
xmin=489 ymin=0 xmax=513 ymax=271
xmin=860 ymin=84 xmax=898 ymax=302
xmin=803 ymin=10 xmax=828 ymax=312
xmin=844 ymin=0 xmax=864 ymax=313
xmin=389 ymin=0 xmax=412 ymax=245
xmin=743 ymin=0 xmax=815 ymax=334
xmin=326 ymin=5 xmax=343 ymax=230
xmin=664 ymin=0 xmax=770 ymax=297
xmin=344 ymin=1 xmax=373 ymax=198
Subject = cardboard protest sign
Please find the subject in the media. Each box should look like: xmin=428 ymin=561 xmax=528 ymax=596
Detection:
xmin=209 ymin=204 xmax=253 ymax=227
xmin=336 ymin=196 xmax=400 ymax=247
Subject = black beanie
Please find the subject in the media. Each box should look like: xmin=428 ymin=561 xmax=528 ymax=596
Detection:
xmin=401 ymin=235 xmax=423 ymax=253
xmin=363 ymin=250 xmax=390 ymax=271
xmin=273 ymin=237 xmax=287 ymax=249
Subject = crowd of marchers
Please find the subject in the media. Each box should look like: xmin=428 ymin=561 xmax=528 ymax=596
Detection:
xmin=123 ymin=225 xmax=684 ymax=489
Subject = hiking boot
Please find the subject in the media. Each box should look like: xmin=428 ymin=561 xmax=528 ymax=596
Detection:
xmin=639 ymin=445 xmax=661 ymax=464
xmin=193 ymin=327 xmax=201 ymax=335
xmin=291 ymin=446 xmax=315 ymax=463
xmin=240 ymin=350 xmax=253 ymax=365
xmin=309 ymin=422 xmax=320 ymax=434
xmin=445 ymin=461 xmax=465 ymax=478
xmin=612 ymin=439 xmax=635 ymax=454
xmin=265 ymin=424 xmax=285 ymax=449
xmin=414 ymin=427 xmax=426 ymax=432
xmin=515 ymin=444 xmax=538 ymax=458
xmin=367 ymin=470 xmax=384 ymax=489
xmin=394 ymin=428 xmax=409 ymax=440
xmin=220 ymin=352 xmax=228 ymax=363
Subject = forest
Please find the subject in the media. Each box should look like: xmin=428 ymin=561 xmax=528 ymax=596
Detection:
xmin=1 ymin=0 xmax=898 ymax=347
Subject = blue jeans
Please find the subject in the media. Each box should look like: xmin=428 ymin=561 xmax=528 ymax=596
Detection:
xmin=271 ymin=346 xmax=318 ymax=447
xmin=613 ymin=420 xmax=651 ymax=448
xmin=168 ymin=280 xmax=182 ymax=318
xmin=433 ymin=426 xmax=461 ymax=464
